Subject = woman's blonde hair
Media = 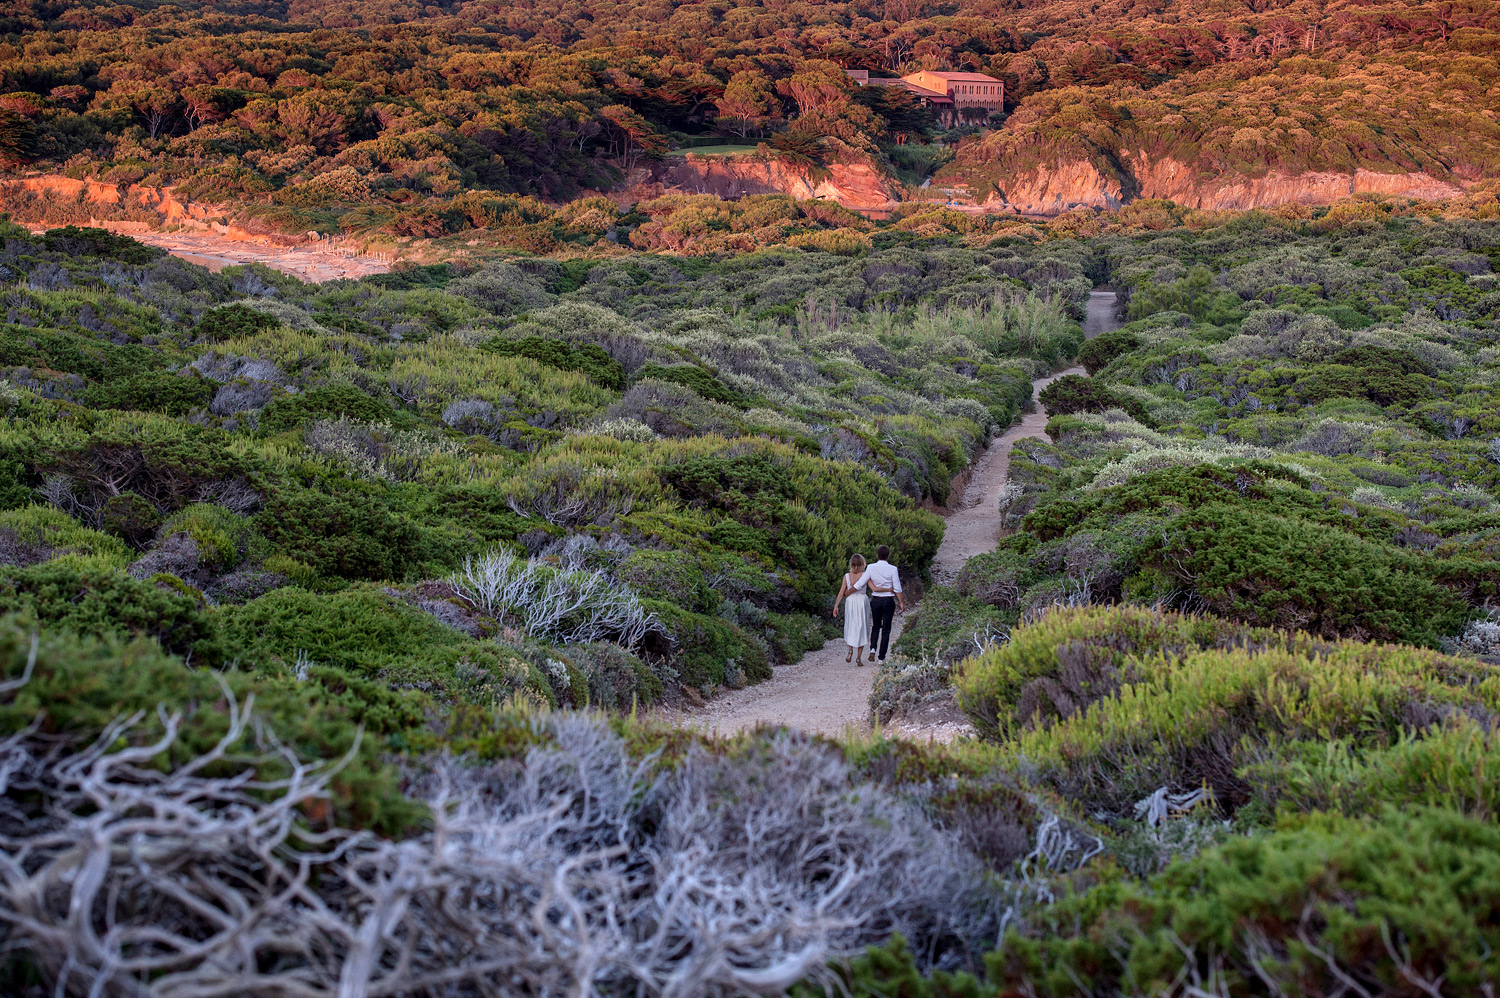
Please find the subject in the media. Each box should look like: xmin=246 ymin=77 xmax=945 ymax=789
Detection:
xmin=848 ymin=553 xmax=867 ymax=573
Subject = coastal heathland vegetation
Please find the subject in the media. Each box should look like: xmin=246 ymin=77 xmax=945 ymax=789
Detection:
xmin=3 ymin=200 xmax=1500 ymax=994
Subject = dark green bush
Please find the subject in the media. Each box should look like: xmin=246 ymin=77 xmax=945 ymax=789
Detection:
xmin=634 ymin=363 xmax=756 ymax=408
xmin=1077 ymin=330 xmax=1141 ymax=375
xmin=221 ymin=586 xmax=469 ymax=674
xmin=615 ymin=549 xmax=716 ymax=613
xmin=41 ymin=226 xmax=164 ymax=265
xmin=257 ymin=483 xmax=429 ymax=582
xmin=36 ymin=419 xmax=249 ymax=520
xmin=81 ymin=371 xmax=215 ymax=415
xmin=0 ymin=561 xmax=222 ymax=663
xmin=953 ymin=604 xmax=1258 ymax=742
xmin=641 ymin=598 xmax=769 ymax=688
xmin=1022 ymin=463 xmax=1410 ymax=545
xmin=1136 ymin=503 xmax=1473 ymax=646
xmin=1039 ymin=374 xmax=1153 ymax=426
xmin=0 ymin=618 xmax=420 ymax=832
xmin=259 ymin=384 xmax=395 ymax=433
xmin=765 ymin=611 xmax=834 ymax=663
xmin=0 ymin=324 xmax=159 ymax=382
xmin=99 ymin=491 xmax=162 ymax=545
xmin=894 ymin=587 xmax=1011 ymax=665
xmin=995 ymin=808 xmax=1500 ymax=996
xmin=557 ymin=641 xmax=664 ymax=709
xmin=485 ymin=335 xmax=626 ymax=390
xmin=193 ymin=303 xmax=280 ymax=342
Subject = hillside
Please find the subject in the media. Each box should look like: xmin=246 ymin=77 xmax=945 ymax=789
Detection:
xmin=1 ymin=0 xmax=1497 ymax=230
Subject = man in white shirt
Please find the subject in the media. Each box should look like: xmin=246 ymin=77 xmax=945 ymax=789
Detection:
xmin=854 ymin=545 xmax=904 ymax=662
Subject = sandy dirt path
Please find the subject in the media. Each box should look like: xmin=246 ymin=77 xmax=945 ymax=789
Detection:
xmin=932 ymin=291 xmax=1117 ymax=579
xmin=136 ymin=231 xmax=394 ymax=283
xmin=668 ymin=614 xmax=904 ymax=738
xmin=665 ymin=292 xmax=1119 ymax=737
xmin=929 ymin=365 xmax=1083 ymax=582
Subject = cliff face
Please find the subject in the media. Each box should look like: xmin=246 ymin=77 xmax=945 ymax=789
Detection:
xmin=13 ymin=175 xmax=223 ymax=227
xmin=7 ymin=175 xmax=308 ymax=245
xmin=981 ymin=156 xmax=1469 ymax=215
xmin=652 ymin=154 xmax=900 ymax=209
xmin=656 ymin=151 xmax=1470 ymax=216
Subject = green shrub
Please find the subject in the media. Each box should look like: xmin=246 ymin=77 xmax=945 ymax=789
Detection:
xmin=0 ymin=617 xmax=420 ymax=832
xmin=221 ymin=586 xmax=468 ymax=674
xmin=634 ymin=363 xmax=756 ymax=408
xmin=32 ymin=416 xmax=250 ymax=520
xmin=484 ymin=336 xmax=626 ymax=390
xmin=259 ymin=384 xmax=395 ymax=433
xmin=0 ymin=561 xmax=222 ymax=662
xmin=40 ymin=226 xmax=163 ymax=265
xmin=558 ymin=641 xmax=664 ymax=709
xmin=1039 ymin=374 xmax=1154 ymax=426
xmin=641 ymin=598 xmax=769 ymax=688
xmin=99 ymin=492 xmax=162 ymax=545
xmin=765 ymin=610 xmax=833 ymax=662
xmin=0 ymin=324 xmax=160 ymax=384
xmin=81 ymin=371 xmax=216 ymax=415
xmin=0 ymin=505 xmax=131 ymax=568
xmin=995 ymin=808 xmax=1500 ymax=996
xmin=1248 ymin=723 xmax=1500 ymax=821
xmin=159 ymin=503 xmax=259 ymax=571
xmin=956 ymin=606 xmax=1499 ymax=816
xmin=953 ymin=605 xmax=1256 ymax=742
xmin=615 ymin=549 xmax=715 ymax=613
xmin=1136 ymin=503 xmax=1474 ymax=645
xmin=257 ymin=483 xmax=430 ymax=582
xmin=894 ymin=587 xmax=1011 ymax=665
xmin=1077 ymin=330 xmax=1141 ymax=375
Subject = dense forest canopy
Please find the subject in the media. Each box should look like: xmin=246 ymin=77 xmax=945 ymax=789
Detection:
xmin=0 ymin=0 xmax=1497 ymax=232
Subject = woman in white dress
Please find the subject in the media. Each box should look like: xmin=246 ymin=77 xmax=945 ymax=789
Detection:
xmin=832 ymin=554 xmax=871 ymax=665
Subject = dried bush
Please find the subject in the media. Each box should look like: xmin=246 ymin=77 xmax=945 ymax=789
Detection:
xmin=0 ymin=695 xmax=1016 ymax=996
xmin=589 ymin=416 xmax=658 ymax=442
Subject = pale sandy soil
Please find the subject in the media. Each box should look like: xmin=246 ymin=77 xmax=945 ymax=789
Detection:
xmin=33 ymin=227 xmax=393 ymax=283
xmin=662 ymin=292 xmax=1120 ymax=741
xmin=137 ymin=231 xmax=393 ymax=282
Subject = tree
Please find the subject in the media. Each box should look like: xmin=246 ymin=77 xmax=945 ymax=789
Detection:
xmin=715 ymin=71 xmax=782 ymax=138
xmin=777 ymin=63 xmax=854 ymax=117
xmin=599 ymin=105 xmax=668 ymax=169
xmin=0 ymin=109 xmax=37 ymax=168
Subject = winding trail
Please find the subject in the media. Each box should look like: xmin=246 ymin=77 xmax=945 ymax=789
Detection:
xmin=665 ymin=292 xmax=1119 ymax=737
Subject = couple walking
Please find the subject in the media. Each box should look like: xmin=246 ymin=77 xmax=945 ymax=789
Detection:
xmin=831 ymin=545 xmax=904 ymax=665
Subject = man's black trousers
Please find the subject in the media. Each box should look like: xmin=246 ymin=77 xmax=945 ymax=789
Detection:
xmin=869 ymin=596 xmax=896 ymax=660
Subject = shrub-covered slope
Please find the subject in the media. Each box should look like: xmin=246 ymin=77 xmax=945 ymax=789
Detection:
xmin=0 ymin=221 xmax=1088 ymax=710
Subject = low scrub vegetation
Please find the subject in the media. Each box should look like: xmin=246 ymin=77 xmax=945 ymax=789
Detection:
xmin=8 ymin=207 xmax=1500 ymax=996
xmin=0 ymin=222 xmax=1078 ymax=716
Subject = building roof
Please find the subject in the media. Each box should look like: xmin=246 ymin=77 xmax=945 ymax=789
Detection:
xmin=912 ymin=71 xmax=1003 ymax=82
xmin=864 ymin=77 xmax=952 ymax=102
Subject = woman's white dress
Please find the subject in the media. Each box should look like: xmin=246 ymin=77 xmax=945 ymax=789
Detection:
xmin=842 ymin=573 xmax=870 ymax=648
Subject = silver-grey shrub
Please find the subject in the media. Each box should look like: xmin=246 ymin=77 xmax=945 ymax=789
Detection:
xmin=0 ymin=702 xmax=1016 ymax=997
xmin=449 ymin=547 xmax=657 ymax=647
